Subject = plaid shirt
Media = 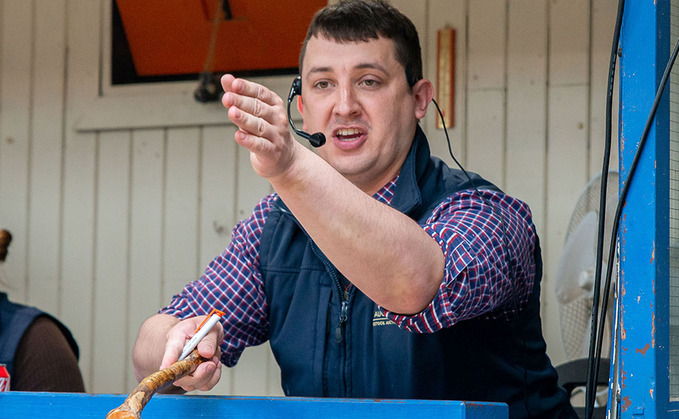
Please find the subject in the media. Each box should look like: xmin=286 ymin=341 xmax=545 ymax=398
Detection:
xmin=160 ymin=177 xmax=538 ymax=366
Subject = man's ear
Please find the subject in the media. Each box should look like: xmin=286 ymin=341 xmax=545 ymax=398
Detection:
xmin=412 ymin=79 xmax=434 ymax=120
xmin=297 ymin=95 xmax=304 ymax=114
xmin=296 ymin=96 xmax=307 ymax=131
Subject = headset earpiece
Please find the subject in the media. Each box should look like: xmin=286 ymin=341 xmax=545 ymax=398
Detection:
xmin=287 ymin=77 xmax=326 ymax=148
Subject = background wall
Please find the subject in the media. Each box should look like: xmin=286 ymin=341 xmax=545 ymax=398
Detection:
xmin=0 ymin=0 xmax=619 ymax=395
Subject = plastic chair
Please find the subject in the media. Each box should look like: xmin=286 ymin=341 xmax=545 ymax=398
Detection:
xmin=556 ymin=358 xmax=610 ymax=419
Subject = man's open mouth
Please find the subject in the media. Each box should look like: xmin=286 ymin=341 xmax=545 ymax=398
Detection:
xmin=336 ymin=128 xmax=363 ymax=141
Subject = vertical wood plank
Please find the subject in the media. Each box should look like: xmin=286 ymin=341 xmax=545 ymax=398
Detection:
xmin=544 ymin=0 xmax=591 ymax=364
xmin=59 ymin=133 xmax=97 ymax=391
xmin=26 ymin=0 xmax=66 ymax=314
xmin=549 ymin=0 xmax=590 ymax=86
xmin=466 ymin=90 xmax=505 ymax=186
xmin=505 ymin=0 xmax=548 ymax=233
xmin=466 ymin=0 xmax=507 ymax=187
xmin=125 ymin=128 xmax=165 ymax=390
xmin=199 ymin=126 xmax=236 ymax=269
xmin=60 ymin=0 xmax=102 ymax=391
xmin=231 ymin=343 xmax=272 ymax=396
xmin=162 ymin=127 xmax=200 ymax=304
xmin=60 ymin=130 xmax=97 ymax=391
xmin=467 ymin=0 xmax=506 ymax=90
xmin=545 ymin=85 xmax=590 ymax=365
xmin=0 ymin=0 xmax=33 ymax=303
xmin=235 ymin=146 xmax=272 ymax=222
xmin=92 ymin=130 xmax=131 ymax=393
xmin=425 ymin=0 xmax=466 ymax=166
xmin=589 ymin=0 xmax=619 ymax=177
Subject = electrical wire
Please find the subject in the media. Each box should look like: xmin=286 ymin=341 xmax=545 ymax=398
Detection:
xmin=431 ymin=98 xmax=475 ymax=185
xmin=585 ymin=0 xmax=625 ymax=417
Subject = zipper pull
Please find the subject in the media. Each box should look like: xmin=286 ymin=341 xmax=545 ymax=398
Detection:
xmin=335 ymin=300 xmax=349 ymax=343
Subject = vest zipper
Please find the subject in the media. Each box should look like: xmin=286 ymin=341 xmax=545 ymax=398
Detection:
xmin=307 ymin=241 xmax=351 ymax=344
xmin=307 ymin=239 xmax=351 ymax=395
xmin=279 ymin=203 xmax=353 ymax=346
xmin=335 ymin=299 xmax=348 ymax=343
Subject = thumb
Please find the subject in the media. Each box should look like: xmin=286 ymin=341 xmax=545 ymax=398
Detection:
xmin=196 ymin=322 xmax=224 ymax=360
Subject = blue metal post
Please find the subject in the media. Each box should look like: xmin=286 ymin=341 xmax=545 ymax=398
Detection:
xmin=618 ymin=0 xmax=671 ymax=417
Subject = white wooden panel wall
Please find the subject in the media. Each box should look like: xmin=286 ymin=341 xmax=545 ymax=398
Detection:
xmin=467 ymin=0 xmax=506 ymax=186
xmin=126 ymin=128 xmax=165 ymax=390
xmin=505 ymin=0 xmax=547 ymax=217
xmin=545 ymin=0 xmax=593 ymax=356
xmin=60 ymin=0 xmax=100 ymax=391
xmin=0 ymin=0 xmax=32 ymax=306
xmin=0 ymin=0 xmax=620 ymax=395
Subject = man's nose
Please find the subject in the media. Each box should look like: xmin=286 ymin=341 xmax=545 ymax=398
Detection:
xmin=334 ymin=85 xmax=361 ymax=117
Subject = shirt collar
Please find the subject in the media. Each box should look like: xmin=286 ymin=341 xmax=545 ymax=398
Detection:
xmin=372 ymin=175 xmax=399 ymax=205
xmin=386 ymin=125 xmax=430 ymax=214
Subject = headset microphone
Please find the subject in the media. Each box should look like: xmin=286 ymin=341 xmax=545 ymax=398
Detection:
xmin=287 ymin=76 xmax=326 ymax=147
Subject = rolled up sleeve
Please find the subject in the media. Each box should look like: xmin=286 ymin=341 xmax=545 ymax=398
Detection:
xmin=383 ymin=189 xmax=538 ymax=333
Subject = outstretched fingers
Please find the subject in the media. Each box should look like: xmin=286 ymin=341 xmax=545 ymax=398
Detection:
xmin=221 ymin=74 xmax=300 ymax=180
xmin=222 ymin=76 xmax=286 ymax=140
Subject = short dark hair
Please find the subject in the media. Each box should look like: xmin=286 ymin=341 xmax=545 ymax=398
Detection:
xmin=299 ymin=0 xmax=423 ymax=87
xmin=0 ymin=229 xmax=11 ymax=263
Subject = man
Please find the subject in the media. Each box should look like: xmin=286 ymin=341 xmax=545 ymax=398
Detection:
xmin=133 ymin=1 xmax=576 ymax=417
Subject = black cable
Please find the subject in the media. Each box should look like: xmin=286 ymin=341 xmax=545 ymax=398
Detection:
xmin=585 ymin=0 xmax=625 ymax=417
xmin=585 ymin=9 xmax=679 ymax=418
xmin=431 ymin=99 xmax=513 ymax=286
xmin=431 ymin=98 xmax=477 ymax=186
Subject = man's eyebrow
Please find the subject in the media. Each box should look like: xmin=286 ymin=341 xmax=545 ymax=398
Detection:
xmin=307 ymin=66 xmax=333 ymax=75
xmin=355 ymin=62 xmax=389 ymax=73
xmin=307 ymin=62 xmax=390 ymax=76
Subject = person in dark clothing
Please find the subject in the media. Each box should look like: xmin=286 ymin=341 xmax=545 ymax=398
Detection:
xmin=132 ymin=1 xmax=576 ymax=417
xmin=0 ymin=229 xmax=85 ymax=392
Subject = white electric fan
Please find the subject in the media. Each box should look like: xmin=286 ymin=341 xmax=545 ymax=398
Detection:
xmin=555 ymin=170 xmax=618 ymax=361
xmin=554 ymin=171 xmax=619 ymax=413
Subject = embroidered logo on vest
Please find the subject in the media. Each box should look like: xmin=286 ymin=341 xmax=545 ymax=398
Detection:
xmin=372 ymin=310 xmax=396 ymax=327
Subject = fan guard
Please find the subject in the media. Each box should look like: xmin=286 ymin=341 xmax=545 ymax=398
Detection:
xmin=555 ymin=171 xmax=619 ymax=361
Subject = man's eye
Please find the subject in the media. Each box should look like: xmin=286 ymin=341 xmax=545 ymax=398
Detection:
xmin=361 ymin=79 xmax=379 ymax=87
xmin=315 ymin=81 xmax=330 ymax=89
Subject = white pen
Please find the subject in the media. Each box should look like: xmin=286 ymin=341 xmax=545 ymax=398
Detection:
xmin=178 ymin=310 xmax=224 ymax=361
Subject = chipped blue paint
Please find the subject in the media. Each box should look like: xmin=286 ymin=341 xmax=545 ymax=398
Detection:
xmin=0 ymin=392 xmax=508 ymax=418
xmin=619 ymin=0 xmax=673 ymax=417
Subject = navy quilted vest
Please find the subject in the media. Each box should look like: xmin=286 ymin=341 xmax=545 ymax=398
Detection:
xmin=260 ymin=127 xmax=575 ymax=418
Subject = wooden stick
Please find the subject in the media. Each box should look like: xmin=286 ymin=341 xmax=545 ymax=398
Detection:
xmin=105 ymin=350 xmax=206 ymax=419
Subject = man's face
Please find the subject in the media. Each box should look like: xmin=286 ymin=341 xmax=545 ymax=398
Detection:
xmin=299 ymin=35 xmax=426 ymax=194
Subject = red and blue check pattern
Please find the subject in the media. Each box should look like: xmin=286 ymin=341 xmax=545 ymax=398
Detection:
xmin=161 ymin=177 xmax=538 ymax=365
